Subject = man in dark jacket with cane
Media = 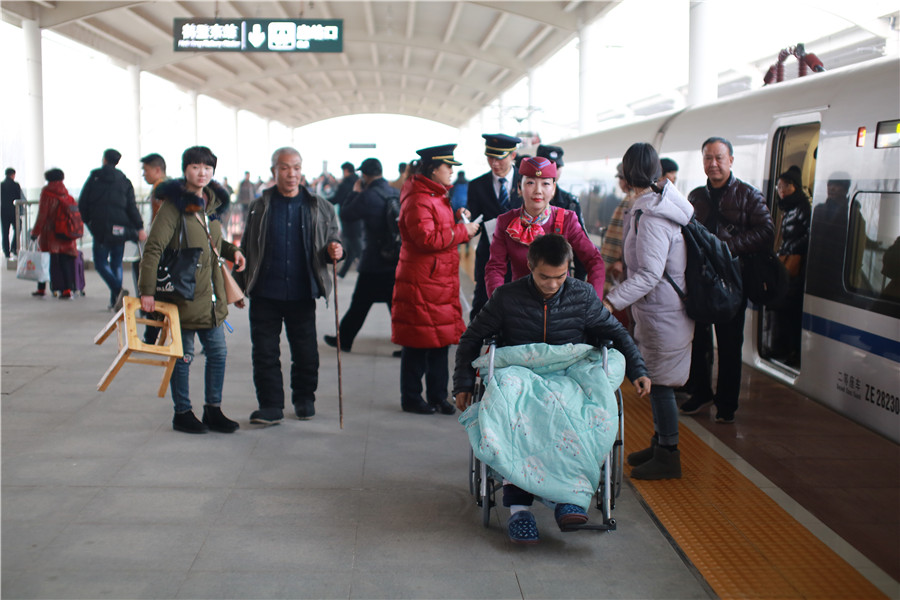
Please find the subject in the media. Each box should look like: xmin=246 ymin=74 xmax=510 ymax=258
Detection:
xmin=237 ymin=147 xmax=343 ymax=425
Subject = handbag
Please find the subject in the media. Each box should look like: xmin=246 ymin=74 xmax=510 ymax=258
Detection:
xmin=195 ymin=213 xmax=245 ymax=305
xmin=155 ymin=216 xmax=202 ymax=301
xmin=16 ymin=241 xmax=51 ymax=283
xmin=741 ymin=250 xmax=788 ymax=306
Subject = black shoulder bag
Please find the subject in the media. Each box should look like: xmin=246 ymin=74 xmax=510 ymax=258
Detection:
xmin=155 ymin=215 xmax=203 ymax=301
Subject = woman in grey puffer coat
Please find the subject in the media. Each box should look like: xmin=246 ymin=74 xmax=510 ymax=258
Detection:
xmin=604 ymin=143 xmax=694 ymax=480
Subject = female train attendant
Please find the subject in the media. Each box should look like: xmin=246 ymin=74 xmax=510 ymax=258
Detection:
xmin=391 ymin=145 xmax=480 ymax=415
xmin=484 ymin=156 xmax=605 ymax=299
xmin=604 ymin=143 xmax=694 ymax=480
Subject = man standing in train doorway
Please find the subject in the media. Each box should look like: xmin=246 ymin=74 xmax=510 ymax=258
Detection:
xmin=466 ymin=133 xmax=522 ymax=320
xmin=680 ymin=137 xmax=774 ymax=424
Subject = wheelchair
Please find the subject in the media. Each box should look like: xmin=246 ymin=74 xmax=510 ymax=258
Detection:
xmin=467 ymin=339 xmax=624 ymax=531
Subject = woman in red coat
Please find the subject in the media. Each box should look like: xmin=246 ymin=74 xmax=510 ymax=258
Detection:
xmin=31 ymin=168 xmax=79 ymax=298
xmin=391 ymin=145 xmax=480 ymax=415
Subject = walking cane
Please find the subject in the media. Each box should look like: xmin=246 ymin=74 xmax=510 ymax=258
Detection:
xmin=332 ymin=255 xmax=344 ymax=429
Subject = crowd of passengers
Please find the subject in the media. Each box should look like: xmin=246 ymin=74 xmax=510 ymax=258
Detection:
xmin=9 ymin=129 xmax=812 ymax=545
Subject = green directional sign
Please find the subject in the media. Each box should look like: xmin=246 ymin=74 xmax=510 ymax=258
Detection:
xmin=174 ymin=19 xmax=343 ymax=52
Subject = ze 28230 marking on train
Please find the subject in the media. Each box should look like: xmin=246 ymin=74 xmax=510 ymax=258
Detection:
xmin=864 ymin=384 xmax=900 ymax=415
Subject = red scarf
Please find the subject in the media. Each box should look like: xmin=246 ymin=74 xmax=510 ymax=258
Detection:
xmin=506 ymin=207 xmax=552 ymax=245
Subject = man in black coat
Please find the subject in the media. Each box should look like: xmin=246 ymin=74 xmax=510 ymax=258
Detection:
xmin=1 ymin=167 xmax=25 ymax=258
xmin=452 ymin=234 xmax=650 ymax=541
xmin=466 ymin=133 xmax=522 ymax=320
xmin=78 ymin=149 xmax=146 ymax=309
xmin=680 ymin=137 xmax=774 ymax=424
xmin=324 ymin=158 xmax=399 ymax=352
xmin=453 ymin=234 xmax=649 ymax=403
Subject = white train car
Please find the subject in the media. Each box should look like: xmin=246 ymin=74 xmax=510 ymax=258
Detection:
xmin=555 ymin=56 xmax=899 ymax=442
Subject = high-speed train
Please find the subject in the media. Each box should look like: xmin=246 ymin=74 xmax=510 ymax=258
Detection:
xmin=551 ymin=56 xmax=899 ymax=443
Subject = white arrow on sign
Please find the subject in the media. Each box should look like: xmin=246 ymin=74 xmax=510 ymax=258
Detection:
xmin=248 ymin=24 xmax=265 ymax=48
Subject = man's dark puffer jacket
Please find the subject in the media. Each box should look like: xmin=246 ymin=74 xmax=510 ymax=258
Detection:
xmin=452 ymin=275 xmax=648 ymax=395
xmin=689 ymin=173 xmax=774 ymax=257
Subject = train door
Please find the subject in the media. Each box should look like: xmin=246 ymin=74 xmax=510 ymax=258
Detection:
xmin=758 ymin=122 xmax=820 ymax=371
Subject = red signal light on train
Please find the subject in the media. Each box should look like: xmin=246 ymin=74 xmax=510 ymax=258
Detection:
xmin=856 ymin=127 xmax=867 ymax=147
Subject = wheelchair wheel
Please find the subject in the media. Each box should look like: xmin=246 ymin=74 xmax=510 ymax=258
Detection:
xmin=479 ymin=460 xmax=493 ymax=528
xmin=468 ymin=449 xmax=477 ymax=496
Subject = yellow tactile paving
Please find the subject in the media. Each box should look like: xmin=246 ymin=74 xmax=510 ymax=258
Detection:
xmin=621 ymin=386 xmax=887 ymax=600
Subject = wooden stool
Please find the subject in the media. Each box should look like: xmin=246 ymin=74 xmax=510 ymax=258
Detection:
xmin=94 ymin=296 xmax=183 ymax=397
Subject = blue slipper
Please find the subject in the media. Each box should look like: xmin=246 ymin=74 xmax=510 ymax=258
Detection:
xmin=555 ymin=503 xmax=588 ymax=528
xmin=507 ymin=511 xmax=540 ymax=544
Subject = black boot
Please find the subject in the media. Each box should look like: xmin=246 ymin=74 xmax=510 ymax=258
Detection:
xmin=429 ymin=398 xmax=456 ymax=415
xmin=202 ymin=405 xmax=239 ymax=433
xmin=173 ymin=410 xmax=209 ymax=434
xmin=627 ymin=434 xmax=658 ymax=467
xmin=630 ymin=445 xmax=682 ymax=480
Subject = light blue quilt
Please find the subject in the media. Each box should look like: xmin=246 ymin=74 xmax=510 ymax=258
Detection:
xmin=459 ymin=343 xmax=625 ymax=510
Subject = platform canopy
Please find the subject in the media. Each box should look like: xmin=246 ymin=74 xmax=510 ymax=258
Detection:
xmin=1 ymin=1 xmax=615 ymax=128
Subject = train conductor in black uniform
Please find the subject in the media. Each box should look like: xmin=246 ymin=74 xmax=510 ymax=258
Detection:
xmin=536 ymin=144 xmax=589 ymax=280
xmin=465 ymin=133 xmax=522 ymax=319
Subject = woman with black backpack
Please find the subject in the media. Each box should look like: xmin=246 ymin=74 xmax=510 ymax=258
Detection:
xmin=603 ymin=143 xmax=695 ymax=480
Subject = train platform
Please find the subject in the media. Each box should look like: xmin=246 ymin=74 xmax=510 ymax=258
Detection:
xmin=1 ymin=262 xmax=897 ymax=599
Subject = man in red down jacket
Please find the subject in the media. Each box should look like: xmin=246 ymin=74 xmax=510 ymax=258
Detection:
xmin=391 ymin=144 xmax=481 ymax=415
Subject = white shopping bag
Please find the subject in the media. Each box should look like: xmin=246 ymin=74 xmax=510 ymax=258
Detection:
xmin=16 ymin=241 xmax=50 ymax=283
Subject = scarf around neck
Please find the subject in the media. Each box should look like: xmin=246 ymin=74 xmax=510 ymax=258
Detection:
xmin=507 ymin=206 xmax=551 ymax=245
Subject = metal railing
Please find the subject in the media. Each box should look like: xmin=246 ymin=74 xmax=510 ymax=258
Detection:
xmin=12 ymin=198 xmax=153 ymax=265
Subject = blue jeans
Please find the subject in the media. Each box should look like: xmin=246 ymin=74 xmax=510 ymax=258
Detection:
xmin=649 ymin=385 xmax=679 ymax=446
xmin=170 ymin=326 xmax=227 ymax=413
xmin=92 ymin=241 xmax=125 ymax=303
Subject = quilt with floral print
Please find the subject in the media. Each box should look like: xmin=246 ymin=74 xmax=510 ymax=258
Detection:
xmin=459 ymin=343 xmax=625 ymax=510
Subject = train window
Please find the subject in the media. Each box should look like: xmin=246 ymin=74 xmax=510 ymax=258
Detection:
xmin=874 ymin=120 xmax=900 ymax=149
xmin=844 ymin=192 xmax=900 ymax=306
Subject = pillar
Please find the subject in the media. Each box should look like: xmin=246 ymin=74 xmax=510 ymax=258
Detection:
xmin=687 ymin=1 xmax=717 ymax=107
xmin=127 ymin=65 xmax=141 ymax=185
xmin=527 ymin=70 xmax=535 ymax=135
xmin=578 ymin=23 xmax=589 ymax=134
xmin=233 ymin=107 xmax=241 ymax=177
xmin=22 ymin=19 xmax=44 ymax=195
xmin=188 ymin=91 xmax=199 ymax=144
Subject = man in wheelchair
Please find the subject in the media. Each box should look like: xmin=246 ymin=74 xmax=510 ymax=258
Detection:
xmin=453 ymin=234 xmax=651 ymax=544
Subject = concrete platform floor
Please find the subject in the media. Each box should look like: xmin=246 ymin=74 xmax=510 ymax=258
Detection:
xmin=1 ymin=265 xmax=710 ymax=599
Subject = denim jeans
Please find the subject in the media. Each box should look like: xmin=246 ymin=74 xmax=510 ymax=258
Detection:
xmin=170 ymin=325 xmax=227 ymax=413
xmin=249 ymin=296 xmax=318 ymax=409
xmin=92 ymin=241 xmax=125 ymax=303
xmin=649 ymin=385 xmax=679 ymax=446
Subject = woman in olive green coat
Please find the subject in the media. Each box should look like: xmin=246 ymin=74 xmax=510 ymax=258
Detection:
xmin=138 ymin=146 xmax=246 ymax=434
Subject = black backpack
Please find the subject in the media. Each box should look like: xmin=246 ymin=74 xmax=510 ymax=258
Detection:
xmin=634 ymin=210 xmax=743 ymax=325
xmin=373 ymin=186 xmax=402 ymax=263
